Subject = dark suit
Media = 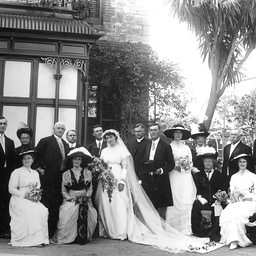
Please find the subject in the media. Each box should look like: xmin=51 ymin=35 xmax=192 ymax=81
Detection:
xmin=222 ymin=141 xmax=253 ymax=191
xmin=192 ymin=168 xmax=225 ymax=239
xmin=128 ymin=137 xmax=150 ymax=179
xmin=0 ymin=135 xmax=16 ymax=235
xmin=88 ymin=140 xmax=107 ymax=157
xmin=35 ymin=134 xmax=70 ymax=237
xmin=142 ymin=139 xmax=175 ymax=211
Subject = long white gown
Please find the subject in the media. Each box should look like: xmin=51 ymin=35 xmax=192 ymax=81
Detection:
xmin=220 ymin=169 xmax=256 ymax=247
xmin=94 ymin=142 xmax=220 ymax=253
xmin=95 ymin=145 xmax=133 ymax=240
xmin=166 ymin=141 xmax=197 ymax=235
xmin=9 ymin=167 xmax=49 ymax=247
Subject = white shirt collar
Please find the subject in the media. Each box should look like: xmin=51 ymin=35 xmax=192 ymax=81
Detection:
xmin=137 ymin=137 xmax=144 ymax=142
xmin=54 ymin=134 xmax=62 ymax=141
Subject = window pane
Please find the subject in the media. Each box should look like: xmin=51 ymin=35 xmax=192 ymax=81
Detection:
xmin=3 ymin=61 xmax=31 ymax=97
xmin=59 ymin=108 xmax=77 ymax=143
xmin=60 ymin=68 xmax=77 ymax=100
xmin=3 ymin=105 xmax=28 ymax=147
xmin=37 ymin=63 xmax=55 ymax=99
xmin=35 ymin=107 xmax=54 ymax=145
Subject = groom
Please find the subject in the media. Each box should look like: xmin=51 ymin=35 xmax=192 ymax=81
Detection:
xmin=142 ymin=123 xmax=175 ymax=219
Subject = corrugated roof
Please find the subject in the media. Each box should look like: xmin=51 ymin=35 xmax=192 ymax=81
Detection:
xmin=0 ymin=13 xmax=94 ymax=34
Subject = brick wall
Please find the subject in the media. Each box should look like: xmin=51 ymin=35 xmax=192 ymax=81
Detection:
xmin=94 ymin=0 xmax=150 ymax=44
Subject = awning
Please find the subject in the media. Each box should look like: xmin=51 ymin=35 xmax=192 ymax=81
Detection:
xmin=0 ymin=13 xmax=94 ymax=35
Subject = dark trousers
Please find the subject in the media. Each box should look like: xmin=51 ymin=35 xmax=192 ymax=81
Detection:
xmin=40 ymin=170 xmax=62 ymax=238
xmin=0 ymin=169 xmax=11 ymax=235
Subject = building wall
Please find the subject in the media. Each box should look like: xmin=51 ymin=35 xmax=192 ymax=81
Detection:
xmin=94 ymin=0 xmax=149 ymax=44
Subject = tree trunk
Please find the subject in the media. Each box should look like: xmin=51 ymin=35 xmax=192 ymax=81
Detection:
xmin=203 ymin=81 xmax=220 ymax=130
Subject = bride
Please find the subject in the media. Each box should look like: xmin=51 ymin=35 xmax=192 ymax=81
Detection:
xmin=94 ymin=129 xmax=221 ymax=253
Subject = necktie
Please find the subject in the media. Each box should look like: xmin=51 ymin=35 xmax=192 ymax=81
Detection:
xmin=152 ymin=142 xmax=156 ymax=151
xmin=0 ymin=135 xmax=5 ymax=153
xmin=98 ymin=141 xmax=101 ymax=148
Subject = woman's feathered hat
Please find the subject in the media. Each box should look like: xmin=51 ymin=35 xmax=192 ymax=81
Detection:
xmin=196 ymin=146 xmax=218 ymax=162
xmin=16 ymin=122 xmax=33 ymax=139
xmin=191 ymin=123 xmax=210 ymax=139
xmin=163 ymin=124 xmax=191 ymax=140
xmin=65 ymin=147 xmax=93 ymax=169
xmin=231 ymin=153 xmax=254 ymax=162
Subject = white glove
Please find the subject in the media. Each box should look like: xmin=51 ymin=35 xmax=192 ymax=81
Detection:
xmin=197 ymin=195 xmax=208 ymax=205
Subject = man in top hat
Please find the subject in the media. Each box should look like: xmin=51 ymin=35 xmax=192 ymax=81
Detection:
xmin=222 ymin=128 xmax=253 ymax=192
xmin=66 ymin=130 xmax=81 ymax=149
xmin=128 ymin=123 xmax=150 ymax=180
xmin=15 ymin=123 xmax=34 ymax=168
xmin=35 ymin=121 xmax=70 ymax=238
xmin=142 ymin=123 xmax=175 ymax=219
xmin=0 ymin=116 xmax=16 ymax=238
xmin=88 ymin=125 xmax=107 ymax=157
xmin=192 ymin=147 xmax=225 ymax=241
xmin=190 ymin=123 xmax=210 ymax=167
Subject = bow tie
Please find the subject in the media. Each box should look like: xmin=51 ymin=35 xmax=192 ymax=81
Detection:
xmin=205 ymin=170 xmax=212 ymax=173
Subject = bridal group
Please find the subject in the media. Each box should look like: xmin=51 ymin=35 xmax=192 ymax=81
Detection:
xmin=3 ymin=118 xmax=256 ymax=253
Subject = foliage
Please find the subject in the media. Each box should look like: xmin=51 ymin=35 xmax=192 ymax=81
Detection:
xmin=216 ymin=90 xmax=256 ymax=129
xmin=90 ymin=42 xmax=190 ymax=138
xmin=166 ymin=0 xmax=256 ymax=129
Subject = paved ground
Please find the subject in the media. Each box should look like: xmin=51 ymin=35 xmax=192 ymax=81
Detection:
xmin=0 ymin=238 xmax=256 ymax=256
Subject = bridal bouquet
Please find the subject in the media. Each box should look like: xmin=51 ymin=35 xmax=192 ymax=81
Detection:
xmin=213 ymin=190 xmax=228 ymax=204
xmin=98 ymin=166 xmax=117 ymax=203
xmin=75 ymin=193 xmax=90 ymax=205
xmin=176 ymin=156 xmax=191 ymax=173
xmin=25 ymin=184 xmax=42 ymax=202
xmin=89 ymin=157 xmax=117 ymax=203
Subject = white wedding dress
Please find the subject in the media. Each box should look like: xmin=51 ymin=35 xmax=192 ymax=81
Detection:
xmin=94 ymin=134 xmax=218 ymax=253
xmin=166 ymin=141 xmax=197 ymax=235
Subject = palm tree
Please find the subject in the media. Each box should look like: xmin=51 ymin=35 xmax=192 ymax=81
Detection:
xmin=166 ymin=0 xmax=256 ymax=129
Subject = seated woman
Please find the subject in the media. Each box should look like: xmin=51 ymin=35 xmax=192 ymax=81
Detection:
xmin=220 ymin=154 xmax=256 ymax=250
xmin=52 ymin=147 xmax=97 ymax=244
xmin=9 ymin=149 xmax=49 ymax=247
xmin=192 ymin=147 xmax=225 ymax=241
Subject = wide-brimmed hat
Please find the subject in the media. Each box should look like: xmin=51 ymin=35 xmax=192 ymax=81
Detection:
xmin=65 ymin=147 xmax=93 ymax=168
xmin=231 ymin=153 xmax=254 ymax=162
xmin=19 ymin=149 xmax=36 ymax=158
xmin=191 ymin=123 xmax=210 ymax=139
xmin=16 ymin=123 xmax=33 ymax=139
xmin=164 ymin=124 xmax=191 ymax=140
xmin=196 ymin=147 xmax=218 ymax=162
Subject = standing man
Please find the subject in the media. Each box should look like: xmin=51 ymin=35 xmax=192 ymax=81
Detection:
xmin=142 ymin=123 xmax=175 ymax=219
xmin=35 ymin=122 xmax=70 ymax=238
xmin=128 ymin=123 xmax=150 ymax=180
xmin=88 ymin=124 xmax=107 ymax=157
xmin=222 ymin=128 xmax=253 ymax=191
xmin=66 ymin=130 xmax=81 ymax=149
xmin=0 ymin=116 xmax=16 ymax=238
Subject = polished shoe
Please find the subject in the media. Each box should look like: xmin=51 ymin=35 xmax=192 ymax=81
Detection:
xmin=229 ymin=241 xmax=238 ymax=250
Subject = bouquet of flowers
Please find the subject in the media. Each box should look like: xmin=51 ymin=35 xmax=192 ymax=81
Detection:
xmin=75 ymin=193 xmax=90 ymax=205
xmin=176 ymin=156 xmax=191 ymax=173
xmin=213 ymin=190 xmax=229 ymax=204
xmin=98 ymin=167 xmax=117 ymax=203
xmin=230 ymin=189 xmax=245 ymax=203
xmin=88 ymin=157 xmax=117 ymax=203
xmin=24 ymin=184 xmax=42 ymax=202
